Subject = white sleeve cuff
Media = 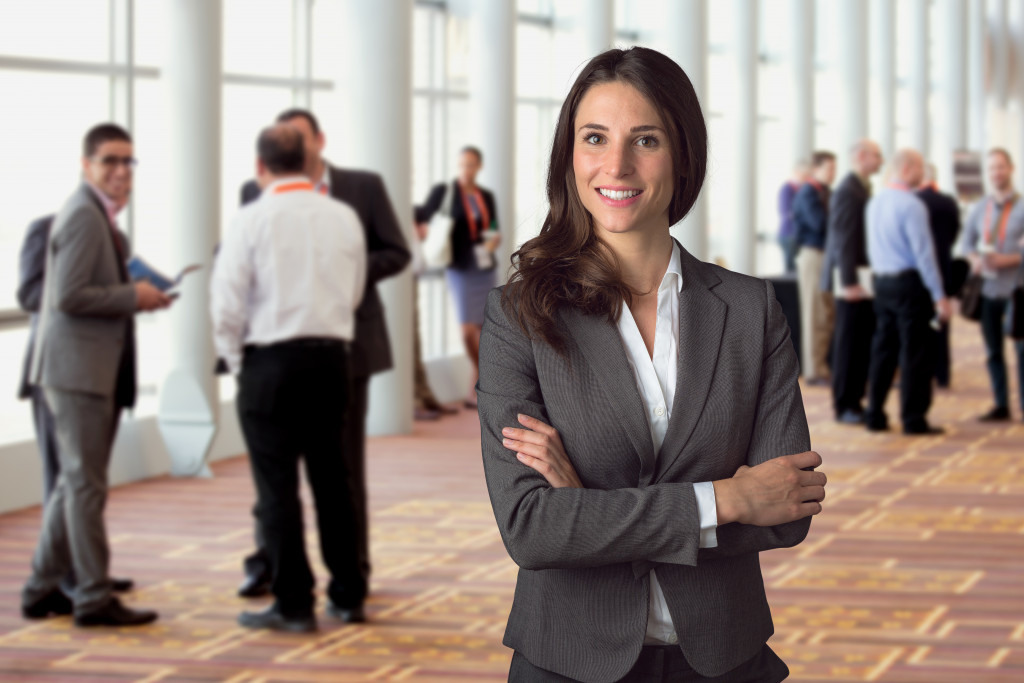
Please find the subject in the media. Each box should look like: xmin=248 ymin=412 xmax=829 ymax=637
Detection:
xmin=693 ymin=481 xmax=719 ymax=548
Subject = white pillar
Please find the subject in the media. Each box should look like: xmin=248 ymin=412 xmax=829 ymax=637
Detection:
xmin=1013 ymin=0 xmax=1024 ymax=185
xmin=968 ymin=0 xmax=987 ymax=152
xmin=582 ymin=0 xmax=615 ymax=59
xmin=732 ymin=0 xmax=758 ymax=274
xmin=790 ymin=0 xmax=815 ymax=164
xmin=909 ymin=0 xmax=931 ymax=156
xmin=665 ymin=0 xmax=708 ymax=260
xmin=991 ymin=0 xmax=1010 ymax=108
xmin=159 ymin=0 xmax=221 ymax=476
xmin=837 ymin=0 xmax=869 ymax=162
xmin=339 ymin=0 xmax=414 ymax=436
xmin=872 ymin=0 xmax=896 ymax=158
xmin=942 ymin=0 xmax=968 ymax=187
xmin=470 ymin=0 xmax=515 ymax=283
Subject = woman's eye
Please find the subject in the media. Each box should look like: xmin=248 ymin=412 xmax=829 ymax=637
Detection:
xmin=584 ymin=134 xmax=603 ymax=145
xmin=637 ymin=136 xmax=658 ymax=148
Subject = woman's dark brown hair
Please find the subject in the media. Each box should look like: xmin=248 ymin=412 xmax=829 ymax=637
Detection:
xmin=502 ymin=46 xmax=708 ymax=353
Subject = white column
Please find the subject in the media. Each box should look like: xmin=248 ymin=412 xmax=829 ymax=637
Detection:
xmin=991 ymin=0 xmax=1010 ymax=108
xmin=665 ymin=0 xmax=708 ymax=260
xmin=837 ymin=0 xmax=869 ymax=160
xmin=967 ymin=0 xmax=987 ymax=152
xmin=1013 ymin=0 xmax=1024 ymax=185
xmin=942 ymin=0 xmax=968 ymax=187
xmin=909 ymin=0 xmax=931 ymax=156
xmin=790 ymin=0 xmax=815 ymax=164
xmin=582 ymin=0 xmax=615 ymax=59
xmin=732 ymin=0 xmax=758 ymax=274
xmin=339 ymin=0 xmax=414 ymax=436
xmin=469 ymin=0 xmax=515 ymax=284
xmin=872 ymin=0 xmax=896 ymax=158
xmin=159 ymin=0 xmax=221 ymax=476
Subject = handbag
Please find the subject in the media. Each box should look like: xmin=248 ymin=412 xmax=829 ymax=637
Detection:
xmin=421 ymin=183 xmax=456 ymax=270
xmin=959 ymin=274 xmax=984 ymax=321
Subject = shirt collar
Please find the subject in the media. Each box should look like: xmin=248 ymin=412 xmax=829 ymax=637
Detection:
xmin=85 ymin=181 xmax=120 ymax=223
xmin=662 ymin=241 xmax=683 ymax=293
xmin=317 ymin=163 xmax=331 ymax=193
xmin=265 ymin=175 xmax=313 ymax=193
xmin=992 ymin=188 xmax=1018 ymax=206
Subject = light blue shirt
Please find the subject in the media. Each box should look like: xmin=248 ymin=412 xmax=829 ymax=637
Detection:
xmin=866 ymin=187 xmax=945 ymax=302
xmin=958 ymin=194 xmax=1024 ymax=299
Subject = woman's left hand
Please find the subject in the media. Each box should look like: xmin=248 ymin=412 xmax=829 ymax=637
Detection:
xmin=502 ymin=414 xmax=582 ymax=488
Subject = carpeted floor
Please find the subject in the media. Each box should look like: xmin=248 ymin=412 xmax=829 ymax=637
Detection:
xmin=0 ymin=318 xmax=1022 ymax=682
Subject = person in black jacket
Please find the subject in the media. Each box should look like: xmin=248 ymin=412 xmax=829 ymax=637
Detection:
xmin=237 ymin=109 xmax=411 ymax=608
xmin=821 ymin=140 xmax=883 ymax=423
xmin=414 ymin=146 xmax=501 ymax=407
xmin=917 ymin=163 xmax=962 ymax=388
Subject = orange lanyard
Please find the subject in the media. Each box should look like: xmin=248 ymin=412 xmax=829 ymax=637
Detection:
xmin=273 ymin=181 xmax=314 ymax=194
xmin=459 ymin=185 xmax=490 ymax=242
xmin=983 ymin=197 xmax=1014 ymax=248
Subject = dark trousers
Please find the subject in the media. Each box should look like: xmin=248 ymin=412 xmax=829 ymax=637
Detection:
xmin=509 ymin=644 xmax=788 ymax=682
xmin=30 ymin=386 xmax=61 ymax=503
xmin=779 ymin=235 xmax=797 ymax=275
xmin=979 ymin=296 xmax=1024 ymax=410
xmin=243 ymin=373 xmax=372 ymax=590
xmin=933 ymin=320 xmax=951 ymax=387
xmin=831 ymin=298 xmax=875 ymax=415
xmin=236 ymin=340 xmax=366 ymax=616
xmin=865 ymin=272 xmax=937 ymax=431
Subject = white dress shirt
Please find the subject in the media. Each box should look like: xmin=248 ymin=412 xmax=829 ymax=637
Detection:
xmin=210 ymin=176 xmax=367 ymax=373
xmin=614 ymin=242 xmax=718 ymax=646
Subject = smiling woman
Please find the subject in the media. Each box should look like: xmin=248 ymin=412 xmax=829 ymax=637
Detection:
xmin=477 ymin=47 xmax=826 ymax=683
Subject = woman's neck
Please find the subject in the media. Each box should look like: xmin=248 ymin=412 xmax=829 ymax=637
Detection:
xmin=605 ymin=230 xmax=674 ymax=295
xmin=459 ymin=178 xmax=477 ymax=192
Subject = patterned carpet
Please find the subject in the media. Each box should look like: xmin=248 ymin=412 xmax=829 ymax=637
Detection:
xmin=0 ymin=318 xmax=1022 ymax=682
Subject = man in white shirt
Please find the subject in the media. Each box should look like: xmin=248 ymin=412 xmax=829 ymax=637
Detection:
xmin=211 ymin=124 xmax=367 ymax=632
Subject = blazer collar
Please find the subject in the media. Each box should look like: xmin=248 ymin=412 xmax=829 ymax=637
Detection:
xmin=561 ymin=240 xmax=727 ymax=487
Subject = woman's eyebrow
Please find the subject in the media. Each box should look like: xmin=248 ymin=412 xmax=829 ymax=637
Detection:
xmin=576 ymin=123 xmax=665 ymax=133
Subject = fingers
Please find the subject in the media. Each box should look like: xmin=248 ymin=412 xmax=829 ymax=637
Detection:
xmin=784 ymin=450 xmax=822 ymax=470
xmin=800 ymin=485 xmax=826 ymax=503
xmin=798 ymin=470 xmax=827 ymax=487
xmin=517 ymin=414 xmax=559 ymax=439
xmin=502 ymin=427 xmax=550 ymax=448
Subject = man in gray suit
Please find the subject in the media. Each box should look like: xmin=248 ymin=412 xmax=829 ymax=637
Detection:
xmin=21 ymin=123 xmax=171 ymax=627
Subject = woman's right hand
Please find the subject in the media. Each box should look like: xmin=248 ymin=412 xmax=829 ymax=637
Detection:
xmin=713 ymin=451 xmax=826 ymax=527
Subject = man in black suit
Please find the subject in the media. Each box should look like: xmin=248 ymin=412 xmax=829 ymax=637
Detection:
xmin=238 ymin=109 xmax=410 ymax=601
xmin=917 ymin=163 xmax=962 ymax=388
xmin=821 ymin=140 xmax=883 ymax=423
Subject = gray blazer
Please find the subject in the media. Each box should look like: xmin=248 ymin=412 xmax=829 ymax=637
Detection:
xmin=16 ymin=214 xmax=54 ymax=399
xmin=478 ymin=245 xmax=812 ymax=682
xmin=30 ymin=184 xmax=137 ymax=401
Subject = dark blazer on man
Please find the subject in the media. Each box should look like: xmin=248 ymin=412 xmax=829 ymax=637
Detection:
xmin=916 ymin=186 xmax=961 ymax=297
xmin=17 ymin=215 xmax=55 ymax=400
xmin=478 ymin=245 xmax=812 ymax=681
xmin=241 ymin=164 xmax=410 ymax=378
xmin=792 ymin=182 xmax=831 ymax=250
xmin=821 ymin=172 xmax=870 ymax=292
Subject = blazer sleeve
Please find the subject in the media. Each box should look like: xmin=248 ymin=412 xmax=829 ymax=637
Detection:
xmin=50 ymin=206 xmax=137 ymax=317
xmin=791 ymin=187 xmax=810 ymax=244
xmin=16 ymin=215 xmax=54 ymax=313
xmin=696 ymin=280 xmax=813 ymax=562
xmin=363 ymin=173 xmax=411 ymax=286
xmin=240 ymin=180 xmax=260 ymax=207
xmin=478 ymin=289 xmax=704 ymax=571
xmin=413 ymin=183 xmax=447 ymax=224
xmin=829 ymin=187 xmax=862 ymax=287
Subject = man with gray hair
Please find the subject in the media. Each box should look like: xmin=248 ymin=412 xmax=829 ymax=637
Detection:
xmin=864 ymin=149 xmax=951 ymax=435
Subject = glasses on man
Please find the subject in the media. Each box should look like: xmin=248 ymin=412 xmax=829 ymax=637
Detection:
xmin=93 ymin=155 xmax=138 ymax=169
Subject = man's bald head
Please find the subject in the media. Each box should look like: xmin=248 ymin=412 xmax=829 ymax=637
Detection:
xmin=890 ymin=148 xmax=925 ymax=188
xmin=850 ymin=139 xmax=883 ymax=177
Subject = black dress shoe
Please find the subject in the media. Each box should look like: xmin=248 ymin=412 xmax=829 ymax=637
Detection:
xmin=111 ymin=577 xmax=133 ymax=593
xmin=904 ymin=424 xmax=945 ymax=435
xmin=866 ymin=421 xmax=890 ymax=432
xmin=237 ymin=573 xmax=272 ymax=598
xmin=836 ymin=409 xmax=865 ymax=425
xmin=979 ymin=406 xmax=1011 ymax=422
xmin=326 ymin=600 xmax=366 ymax=624
xmin=238 ymin=604 xmax=316 ymax=632
xmin=22 ymin=589 xmax=73 ymax=619
xmin=74 ymin=597 xmax=158 ymax=627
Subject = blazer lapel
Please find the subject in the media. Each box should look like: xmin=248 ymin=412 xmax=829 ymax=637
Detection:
xmin=651 ymin=246 xmax=726 ymax=484
xmin=562 ymin=307 xmax=656 ymax=481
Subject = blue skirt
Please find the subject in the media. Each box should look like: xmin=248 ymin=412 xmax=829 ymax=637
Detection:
xmin=446 ymin=265 xmax=496 ymax=326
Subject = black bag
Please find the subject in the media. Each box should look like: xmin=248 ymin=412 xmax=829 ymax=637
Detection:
xmin=959 ymin=274 xmax=984 ymax=321
xmin=1010 ymin=277 xmax=1024 ymax=339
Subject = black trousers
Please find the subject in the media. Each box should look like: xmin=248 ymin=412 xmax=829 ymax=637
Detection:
xmin=509 ymin=644 xmax=788 ymax=682
xmin=865 ymin=272 xmax=937 ymax=431
xmin=831 ymin=298 xmax=875 ymax=416
xmin=236 ymin=340 xmax=366 ymax=616
xmin=243 ymin=373 xmax=372 ymax=590
xmin=933 ymin=320 xmax=951 ymax=387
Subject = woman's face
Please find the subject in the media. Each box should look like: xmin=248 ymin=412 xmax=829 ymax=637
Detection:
xmin=458 ymin=151 xmax=482 ymax=186
xmin=572 ymin=81 xmax=675 ymax=240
